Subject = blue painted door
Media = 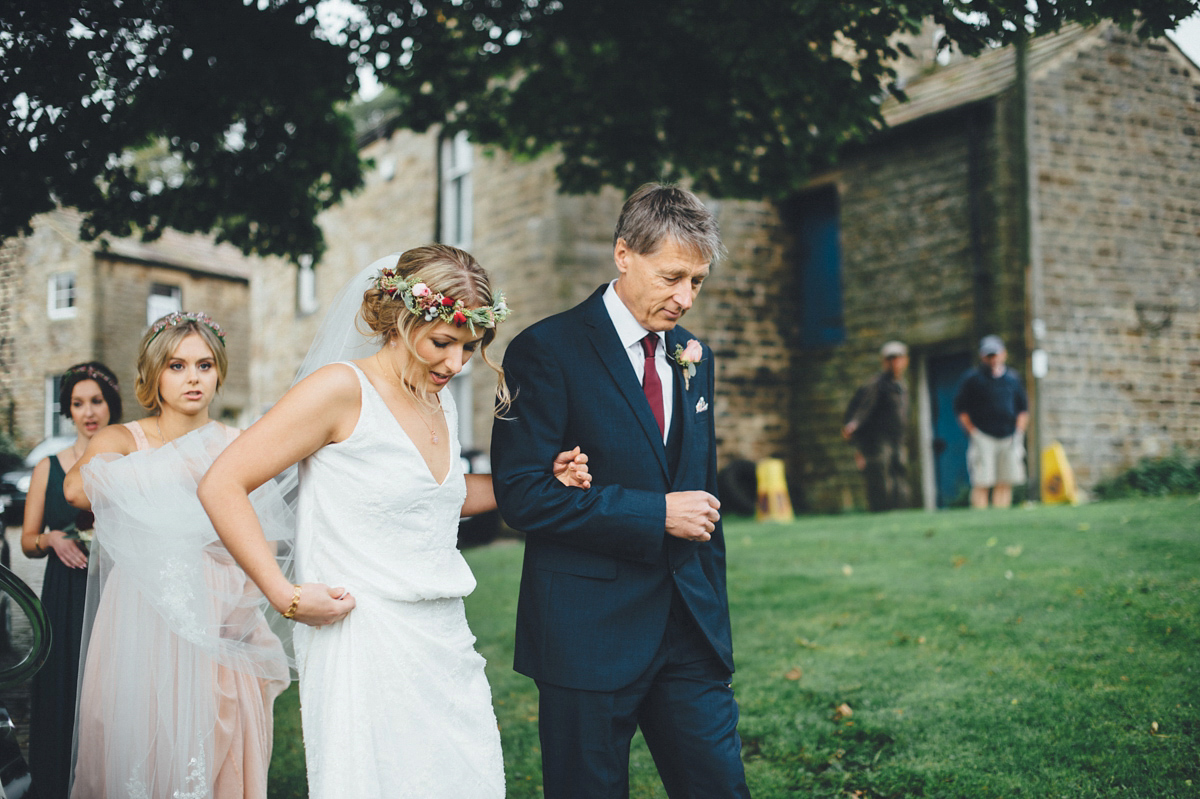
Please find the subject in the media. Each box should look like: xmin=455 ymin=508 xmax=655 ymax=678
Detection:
xmin=928 ymin=352 xmax=973 ymax=507
xmin=793 ymin=186 xmax=845 ymax=348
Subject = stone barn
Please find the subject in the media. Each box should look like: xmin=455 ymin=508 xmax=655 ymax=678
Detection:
xmin=785 ymin=23 xmax=1200 ymax=510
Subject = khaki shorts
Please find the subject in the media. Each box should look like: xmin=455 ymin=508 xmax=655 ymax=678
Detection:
xmin=967 ymin=430 xmax=1026 ymax=488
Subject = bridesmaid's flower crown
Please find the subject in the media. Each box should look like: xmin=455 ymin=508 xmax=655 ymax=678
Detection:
xmin=374 ymin=268 xmax=510 ymax=334
xmin=65 ymin=364 xmax=119 ymax=392
xmin=147 ymin=311 xmax=227 ymax=347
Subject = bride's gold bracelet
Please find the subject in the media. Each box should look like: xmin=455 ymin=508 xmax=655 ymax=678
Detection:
xmin=282 ymin=584 xmax=302 ymax=619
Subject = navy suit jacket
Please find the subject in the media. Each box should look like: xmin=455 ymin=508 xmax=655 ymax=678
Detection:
xmin=491 ymin=286 xmax=734 ymax=692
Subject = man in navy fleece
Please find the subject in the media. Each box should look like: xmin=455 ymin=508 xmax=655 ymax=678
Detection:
xmin=954 ymin=335 xmax=1029 ymax=509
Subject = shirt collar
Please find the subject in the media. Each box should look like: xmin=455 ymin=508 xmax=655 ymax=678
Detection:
xmin=603 ymin=280 xmax=664 ymax=351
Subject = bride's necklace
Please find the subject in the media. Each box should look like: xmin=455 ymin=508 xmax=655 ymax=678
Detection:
xmin=414 ymin=401 xmax=444 ymax=445
xmin=377 ymin=350 xmax=444 ymax=444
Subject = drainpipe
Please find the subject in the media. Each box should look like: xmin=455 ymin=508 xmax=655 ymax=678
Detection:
xmin=1016 ymin=35 xmax=1046 ymax=501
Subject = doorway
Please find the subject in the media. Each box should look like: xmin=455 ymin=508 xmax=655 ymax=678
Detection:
xmin=926 ymin=352 xmax=973 ymax=507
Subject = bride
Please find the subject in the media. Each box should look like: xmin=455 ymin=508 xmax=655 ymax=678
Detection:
xmin=199 ymin=245 xmax=589 ymax=797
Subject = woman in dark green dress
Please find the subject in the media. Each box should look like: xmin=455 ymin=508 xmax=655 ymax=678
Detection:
xmin=20 ymin=362 xmax=122 ymax=799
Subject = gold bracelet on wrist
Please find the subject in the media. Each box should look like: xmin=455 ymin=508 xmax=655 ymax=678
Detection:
xmin=36 ymin=533 xmax=45 ymax=554
xmin=282 ymin=584 xmax=302 ymax=619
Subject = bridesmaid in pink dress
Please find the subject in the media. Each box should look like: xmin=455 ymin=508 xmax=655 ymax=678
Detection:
xmin=64 ymin=312 xmax=292 ymax=799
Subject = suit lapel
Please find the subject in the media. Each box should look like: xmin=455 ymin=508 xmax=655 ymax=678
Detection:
xmin=665 ymin=328 xmax=697 ymax=482
xmin=582 ymin=291 xmax=670 ymax=479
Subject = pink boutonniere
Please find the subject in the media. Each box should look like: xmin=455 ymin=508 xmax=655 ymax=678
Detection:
xmin=672 ymin=339 xmax=704 ymax=390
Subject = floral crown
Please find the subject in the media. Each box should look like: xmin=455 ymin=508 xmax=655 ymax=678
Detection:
xmin=375 ymin=268 xmax=510 ymax=333
xmin=147 ymin=311 xmax=227 ymax=347
xmin=65 ymin=365 xmax=118 ymax=392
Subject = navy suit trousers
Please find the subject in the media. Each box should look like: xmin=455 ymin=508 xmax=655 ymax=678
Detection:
xmin=536 ymin=591 xmax=751 ymax=799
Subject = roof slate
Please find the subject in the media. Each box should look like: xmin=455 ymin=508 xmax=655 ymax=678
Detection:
xmin=881 ymin=24 xmax=1100 ymax=128
xmin=47 ymin=208 xmax=254 ymax=281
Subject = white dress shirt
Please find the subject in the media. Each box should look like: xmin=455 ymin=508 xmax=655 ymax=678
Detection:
xmin=602 ymin=280 xmax=674 ymax=442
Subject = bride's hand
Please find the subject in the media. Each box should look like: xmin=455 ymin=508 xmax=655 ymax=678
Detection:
xmin=552 ymin=446 xmax=591 ymax=490
xmin=281 ymin=583 xmax=356 ymax=627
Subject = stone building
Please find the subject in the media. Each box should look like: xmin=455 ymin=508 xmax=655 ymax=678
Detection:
xmin=791 ymin=23 xmax=1200 ymax=510
xmin=253 ymin=23 xmax=1198 ymax=513
xmin=6 ymin=24 xmax=1193 ymax=515
xmin=252 ymin=126 xmax=794 ymax=464
xmin=0 ymin=210 xmax=254 ymax=449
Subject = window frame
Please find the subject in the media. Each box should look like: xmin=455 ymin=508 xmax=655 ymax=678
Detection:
xmin=297 ymin=254 xmax=319 ymax=316
xmin=439 ymin=131 xmax=474 ymax=251
xmin=45 ymin=375 xmax=64 ymax=437
xmin=47 ymin=272 xmax=77 ymax=320
xmin=146 ymin=283 xmax=183 ymax=325
xmin=439 ymin=130 xmax=476 ymax=445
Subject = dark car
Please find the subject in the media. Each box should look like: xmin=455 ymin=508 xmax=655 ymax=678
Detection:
xmin=1 ymin=436 xmax=76 ymax=528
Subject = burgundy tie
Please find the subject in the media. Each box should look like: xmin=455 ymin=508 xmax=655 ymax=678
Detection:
xmin=640 ymin=333 xmax=665 ymax=437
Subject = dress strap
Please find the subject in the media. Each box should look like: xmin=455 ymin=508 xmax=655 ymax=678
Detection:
xmin=124 ymin=421 xmax=151 ymax=452
xmin=337 ymin=361 xmax=375 ymax=408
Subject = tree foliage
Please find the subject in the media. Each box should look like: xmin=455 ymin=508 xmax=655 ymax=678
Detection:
xmin=2 ymin=0 xmax=363 ymax=262
xmin=3 ymin=0 xmax=1197 ymax=262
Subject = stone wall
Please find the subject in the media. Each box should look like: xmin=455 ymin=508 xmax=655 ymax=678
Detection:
xmin=1032 ymin=29 xmax=1200 ymax=483
xmin=469 ymin=157 xmax=793 ymax=473
xmin=253 ymin=132 xmax=793 ymax=477
xmin=699 ymin=201 xmax=795 ymax=468
xmin=2 ymin=212 xmax=102 ymax=449
xmin=93 ymin=256 xmax=251 ymax=424
xmin=0 ymin=236 xmax=24 ymax=441
xmin=250 ymin=127 xmax=441 ymax=415
xmin=786 ymin=109 xmax=1016 ymax=511
xmin=1 ymin=211 xmax=252 ymax=449
xmin=7 ymin=26 xmax=1192 ymax=508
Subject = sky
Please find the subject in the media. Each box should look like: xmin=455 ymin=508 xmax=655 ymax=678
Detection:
xmin=1168 ymin=12 xmax=1200 ymax=65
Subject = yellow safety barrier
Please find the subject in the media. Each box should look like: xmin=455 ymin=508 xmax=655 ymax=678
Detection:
xmin=1041 ymin=441 xmax=1078 ymax=505
xmin=755 ymin=458 xmax=794 ymax=522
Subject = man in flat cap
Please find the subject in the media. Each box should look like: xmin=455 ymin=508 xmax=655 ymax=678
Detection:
xmin=954 ymin=335 xmax=1029 ymax=508
xmin=842 ymin=341 xmax=911 ymax=511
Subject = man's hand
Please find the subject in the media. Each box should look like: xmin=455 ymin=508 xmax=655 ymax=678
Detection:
xmin=552 ymin=446 xmax=592 ymax=490
xmin=957 ymin=412 xmax=975 ymax=435
xmin=665 ymin=491 xmax=720 ymax=542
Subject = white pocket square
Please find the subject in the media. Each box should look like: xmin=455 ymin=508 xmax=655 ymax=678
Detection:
xmin=695 ymin=397 xmax=709 ymax=413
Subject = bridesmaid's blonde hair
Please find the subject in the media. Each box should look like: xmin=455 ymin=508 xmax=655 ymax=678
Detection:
xmin=135 ymin=314 xmax=228 ymax=414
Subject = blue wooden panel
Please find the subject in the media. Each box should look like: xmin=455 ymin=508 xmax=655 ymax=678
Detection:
xmin=928 ymin=352 xmax=973 ymax=507
xmin=795 ymin=187 xmax=845 ymax=348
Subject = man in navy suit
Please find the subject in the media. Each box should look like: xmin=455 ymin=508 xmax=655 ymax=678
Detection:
xmin=492 ymin=184 xmax=750 ymax=797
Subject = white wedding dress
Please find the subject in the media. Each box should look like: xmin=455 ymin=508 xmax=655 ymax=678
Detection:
xmin=292 ymin=362 xmax=504 ymax=798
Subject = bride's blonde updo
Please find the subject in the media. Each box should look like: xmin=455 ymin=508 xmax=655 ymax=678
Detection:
xmin=361 ymin=244 xmax=510 ymax=414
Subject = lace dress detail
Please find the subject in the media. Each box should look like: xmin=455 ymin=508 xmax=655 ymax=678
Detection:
xmin=293 ymin=362 xmax=504 ymax=798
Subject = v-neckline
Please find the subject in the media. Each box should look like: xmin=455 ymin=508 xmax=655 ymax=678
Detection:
xmin=356 ymin=365 xmax=453 ymax=487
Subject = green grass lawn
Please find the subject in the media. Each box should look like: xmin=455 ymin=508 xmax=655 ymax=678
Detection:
xmin=269 ymin=497 xmax=1200 ymax=798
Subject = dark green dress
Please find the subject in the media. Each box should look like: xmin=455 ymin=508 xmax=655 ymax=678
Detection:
xmin=28 ymin=455 xmax=88 ymax=799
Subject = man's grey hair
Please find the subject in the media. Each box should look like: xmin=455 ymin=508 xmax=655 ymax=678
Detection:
xmin=613 ymin=183 xmax=725 ymax=265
